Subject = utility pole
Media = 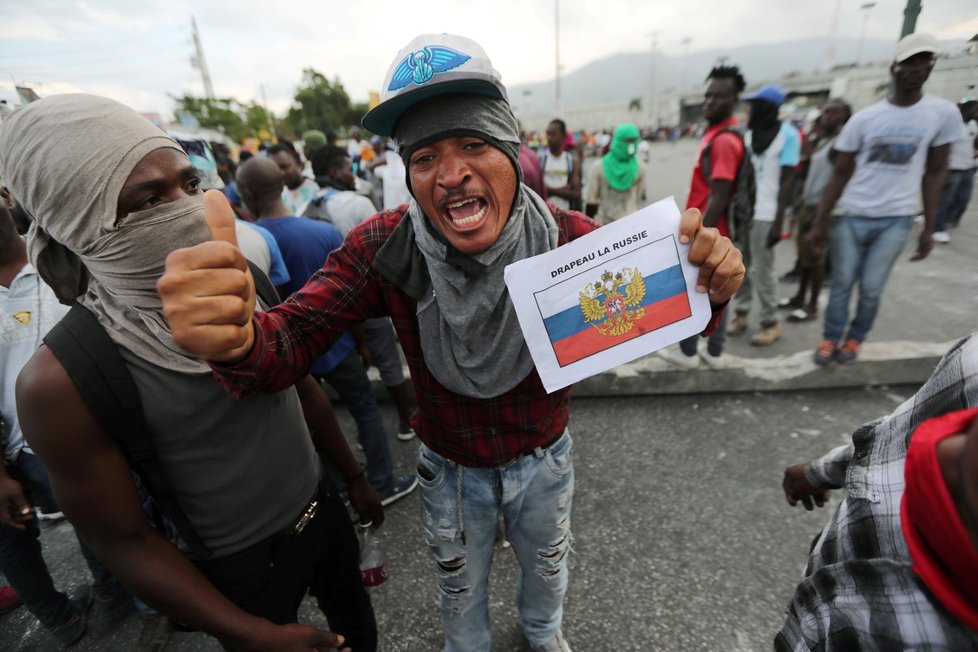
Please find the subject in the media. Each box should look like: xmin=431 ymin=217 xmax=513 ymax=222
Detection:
xmin=900 ymin=0 xmax=922 ymax=38
xmin=823 ymin=0 xmax=842 ymax=71
xmin=857 ymin=2 xmax=876 ymax=66
xmin=554 ymin=0 xmax=562 ymax=117
xmin=680 ymin=37 xmax=692 ymax=91
xmin=648 ymin=30 xmax=662 ymax=127
xmin=260 ymin=83 xmax=277 ymax=141
xmin=191 ymin=16 xmax=215 ymax=100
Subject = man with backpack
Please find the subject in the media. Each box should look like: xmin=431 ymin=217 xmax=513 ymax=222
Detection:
xmin=662 ymin=65 xmax=751 ymax=369
xmin=539 ymin=119 xmax=581 ymax=211
xmin=0 ymin=94 xmax=381 ymax=651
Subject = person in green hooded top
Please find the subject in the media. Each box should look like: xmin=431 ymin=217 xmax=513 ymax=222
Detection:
xmin=585 ymin=122 xmax=646 ymax=224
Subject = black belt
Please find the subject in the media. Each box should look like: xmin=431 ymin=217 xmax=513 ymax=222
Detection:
xmin=291 ymin=498 xmax=319 ymax=536
xmin=523 ymin=430 xmax=566 ymax=459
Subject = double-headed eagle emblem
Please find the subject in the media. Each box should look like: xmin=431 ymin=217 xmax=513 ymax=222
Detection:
xmin=388 ymin=47 xmax=471 ymax=91
xmin=579 ymin=268 xmax=646 ymax=337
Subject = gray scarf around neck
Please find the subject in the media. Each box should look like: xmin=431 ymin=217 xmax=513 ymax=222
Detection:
xmin=406 ymin=185 xmax=557 ymax=398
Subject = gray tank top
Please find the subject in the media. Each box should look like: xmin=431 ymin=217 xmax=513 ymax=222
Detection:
xmin=119 ymin=348 xmax=320 ymax=559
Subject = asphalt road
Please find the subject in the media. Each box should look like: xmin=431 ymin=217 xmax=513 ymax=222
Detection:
xmin=1 ymin=384 xmax=922 ymax=651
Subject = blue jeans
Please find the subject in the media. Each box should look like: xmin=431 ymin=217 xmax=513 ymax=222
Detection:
xmin=416 ymin=432 xmax=574 ymax=652
xmin=935 ymin=168 xmax=976 ymax=231
xmin=0 ymin=452 xmax=123 ymax=630
xmin=316 ymin=350 xmax=394 ymax=492
xmin=681 ymin=308 xmax=729 ymax=357
xmin=823 ymin=214 xmax=913 ymax=343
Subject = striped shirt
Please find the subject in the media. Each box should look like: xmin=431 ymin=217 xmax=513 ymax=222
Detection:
xmin=776 ymin=336 xmax=978 ymax=650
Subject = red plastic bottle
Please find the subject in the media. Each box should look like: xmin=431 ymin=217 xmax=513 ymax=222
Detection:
xmin=359 ymin=523 xmax=389 ymax=589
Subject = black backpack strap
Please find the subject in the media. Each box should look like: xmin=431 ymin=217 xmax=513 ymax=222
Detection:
xmin=248 ymin=260 xmax=280 ymax=307
xmin=700 ymin=126 xmax=744 ymax=180
xmin=44 ymin=304 xmax=212 ymax=559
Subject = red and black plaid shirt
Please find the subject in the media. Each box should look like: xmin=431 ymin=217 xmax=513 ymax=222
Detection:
xmin=214 ymin=204 xmax=720 ymax=467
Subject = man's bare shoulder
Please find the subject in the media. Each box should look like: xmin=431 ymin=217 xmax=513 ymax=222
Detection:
xmin=16 ymin=345 xmax=107 ymax=457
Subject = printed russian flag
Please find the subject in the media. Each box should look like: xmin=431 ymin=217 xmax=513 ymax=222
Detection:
xmin=535 ymin=235 xmax=692 ymax=367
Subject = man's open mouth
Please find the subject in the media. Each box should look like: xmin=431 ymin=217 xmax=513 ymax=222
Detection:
xmin=444 ymin=197 xmax=488 ymax=228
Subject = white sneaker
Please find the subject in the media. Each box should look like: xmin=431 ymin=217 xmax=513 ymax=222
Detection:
xmin=530 ymin=630 xmax=572 ymax=652
xmin=932 ymin=230 xmax=950 ymax=244
xmin=396 ymin=428 xmax=416 ymax=442
xmin=658 ymin=345 xmax=700 ymax=369
xmin=699 ymin=350 xmax=730 ymax=370
xmin=36 ymin=508 xmax=64 ymax=521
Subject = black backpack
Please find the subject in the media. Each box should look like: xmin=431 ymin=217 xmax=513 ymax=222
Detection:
xmin=43 ymin=262 xmax=278 ymax=561
xmin=700 ymin=126 xmax=756 ymax=247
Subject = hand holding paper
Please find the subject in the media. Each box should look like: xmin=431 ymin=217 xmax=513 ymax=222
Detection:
xmin=678 ymin=205 xmax=745 ymax=304
xmin=504 ymin=197 xmax=744 ymax=392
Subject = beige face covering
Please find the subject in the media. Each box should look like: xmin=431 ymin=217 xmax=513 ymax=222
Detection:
xmin=0 ymin=93 xmax=214 ymax=374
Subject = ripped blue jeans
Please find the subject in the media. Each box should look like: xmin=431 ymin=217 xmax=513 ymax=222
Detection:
xmin=417 ymin=431 xmax=574 ymax=652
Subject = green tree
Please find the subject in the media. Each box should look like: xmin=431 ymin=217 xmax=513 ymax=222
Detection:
xmin=171 ymin=95 xmax=248 ymax=141
xmin=243 ymin=102 xmax=277 ymax=140
xmin=286 ymin=68 xmax=357 ymax=136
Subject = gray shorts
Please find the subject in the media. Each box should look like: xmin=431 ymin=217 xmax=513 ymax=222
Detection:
xmin=364 ymin=318 xmax=405 ymax=386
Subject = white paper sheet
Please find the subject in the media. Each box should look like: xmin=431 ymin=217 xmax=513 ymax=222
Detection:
xmin=504 ymin=197 xmax=712 ymax=393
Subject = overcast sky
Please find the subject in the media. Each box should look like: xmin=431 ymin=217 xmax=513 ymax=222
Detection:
xmin=1 ymin=0 xmax=975 ymax=117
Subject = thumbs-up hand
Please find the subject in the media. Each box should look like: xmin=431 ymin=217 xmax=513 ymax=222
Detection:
xmin=158 ymin=189 xmax=257 ymax=363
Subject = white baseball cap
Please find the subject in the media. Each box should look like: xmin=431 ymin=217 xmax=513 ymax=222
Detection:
xmin=362 ymin=33 xmax=508 ymax=137
xmin=893 ymin=32 xmax=939 ymax=63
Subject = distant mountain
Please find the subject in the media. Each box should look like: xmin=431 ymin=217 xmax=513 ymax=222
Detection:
xmin=509 ymin=36 xmax=968 ymax=115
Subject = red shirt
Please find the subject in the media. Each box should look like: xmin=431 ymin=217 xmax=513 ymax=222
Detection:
xmin=686 ymin=116 xmax=744 ymax=237
xmin=213 ymin=205 xmax=724 ymax=468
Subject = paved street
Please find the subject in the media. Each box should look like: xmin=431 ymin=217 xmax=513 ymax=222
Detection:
xmin=1 ymin=385 xmax=923 ymax=651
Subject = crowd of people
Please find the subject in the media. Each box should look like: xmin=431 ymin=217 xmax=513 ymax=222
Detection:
xmin=0 ymin=28 xmax=975 ymax=652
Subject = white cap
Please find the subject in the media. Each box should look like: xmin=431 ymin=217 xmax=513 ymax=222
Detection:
xmin=893 ymin=32 xmax=939 ymax=63
xmin=362 ymin=33 xmax=507 ymax=137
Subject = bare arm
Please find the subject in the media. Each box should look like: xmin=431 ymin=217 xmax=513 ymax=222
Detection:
xmin=16 ymin=348 xmax=344 ymax=652
xmin=0 ymin=440 xmax=34 ymax=530
xmin=701 ymin=179 xmax=733 ymax=229
xmin=913 ymin=143 xmax=951 ymax=261
xmin=351 ymin=323 xmax=372 ymax=370
xmin=767 ymin=166 xmax=797 ymax=248
xmin=807 ymin=150 xmax=856 ymax=254
xmin=782 ymin=443 xmax=853 ymax=511
xmin=294 ymin=376 xmax=383 ymax=526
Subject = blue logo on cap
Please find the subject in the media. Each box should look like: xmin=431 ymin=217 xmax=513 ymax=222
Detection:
xmin=388 ymin=46 xmax=471 ymax=92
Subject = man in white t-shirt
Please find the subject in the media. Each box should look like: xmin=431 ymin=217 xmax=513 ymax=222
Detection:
xmin=728 ymin=85 xmax=800 ymax=346
xmin=807 ymin=33 xmax=965 ymax=366
xmin=539 ymin=118 xmax=580 ymax=210
xmin=933 ymin=98 xmax=978 ymax=242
